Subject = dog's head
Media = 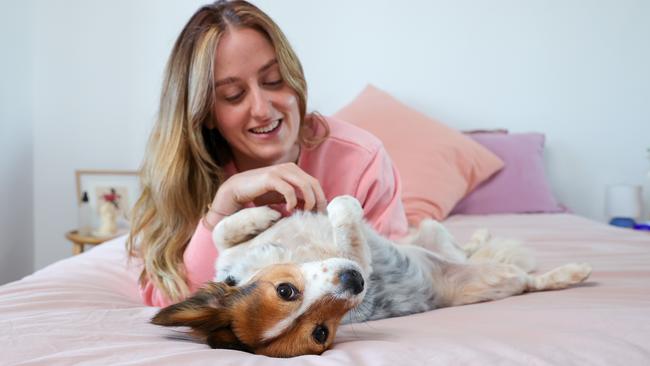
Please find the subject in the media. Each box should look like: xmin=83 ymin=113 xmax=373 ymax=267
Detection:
xmin=151 ymin=258 xmax=365 ymax=357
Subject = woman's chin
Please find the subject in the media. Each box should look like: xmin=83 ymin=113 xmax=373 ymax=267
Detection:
xmin=236 ymin=150 xmax=294 ymax=170
xmin=253 ymin=144 xmax=299 ymax=165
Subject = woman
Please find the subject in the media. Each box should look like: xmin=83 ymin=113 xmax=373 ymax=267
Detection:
xmin=127 ymin=0 xmax=408 ymax=307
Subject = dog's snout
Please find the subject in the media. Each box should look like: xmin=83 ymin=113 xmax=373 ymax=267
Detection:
xmin=339 ymin=269 xmax=364 ymax=295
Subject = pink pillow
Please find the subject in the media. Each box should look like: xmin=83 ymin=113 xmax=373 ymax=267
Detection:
xmin=334 ymin=85 xmax=504 ymax=225
xmin=451 ymin=132 xmax=566 ymax=215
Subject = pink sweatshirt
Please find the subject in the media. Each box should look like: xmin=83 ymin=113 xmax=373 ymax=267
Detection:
xmin=141 ymin=117 xmax=408 ymax=307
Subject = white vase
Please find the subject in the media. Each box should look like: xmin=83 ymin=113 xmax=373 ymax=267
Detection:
xmin=93 ymin=201 xmax=118 ymax=237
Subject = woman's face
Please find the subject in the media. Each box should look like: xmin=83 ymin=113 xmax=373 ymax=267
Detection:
xmin=211 ymin=27 xmax=301 ymax=171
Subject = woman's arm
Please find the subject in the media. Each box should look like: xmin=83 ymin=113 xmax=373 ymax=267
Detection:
xmin=139 ymin=221 xmax=218 ymax=307
xmin=355 ymin=145 xmax=409 ymax=240
xmin=139 ymin=163 xmax=327 ymax=306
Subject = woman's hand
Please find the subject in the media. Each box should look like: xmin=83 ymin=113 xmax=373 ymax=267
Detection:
xmin=203 ymin=163 xmax=327 ymax=230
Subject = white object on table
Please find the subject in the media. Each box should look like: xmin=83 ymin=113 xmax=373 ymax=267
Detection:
xmin=605 ymin=184 xmax=643 ymax=220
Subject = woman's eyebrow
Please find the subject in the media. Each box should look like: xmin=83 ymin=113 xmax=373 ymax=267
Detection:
xmin=214 ymin=77 xmax=238 ymax=87
xmin=258 ymin=58 xmax=278 ymax=73
xmin=213 ymin=59 xmax=279 ymax=88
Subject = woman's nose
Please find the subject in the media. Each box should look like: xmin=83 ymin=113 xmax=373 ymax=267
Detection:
xmin=249 ymin=86 xmax=272 ymax=120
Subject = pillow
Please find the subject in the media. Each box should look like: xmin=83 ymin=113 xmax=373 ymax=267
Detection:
xmin=333 ymin=85 xmax=504 ymax=225
xmin=451 ymin=132 xmax=567 ymax=215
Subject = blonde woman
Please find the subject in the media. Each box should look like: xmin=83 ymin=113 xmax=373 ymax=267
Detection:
xmin=127 ymin=0 xmax=408 ymax=307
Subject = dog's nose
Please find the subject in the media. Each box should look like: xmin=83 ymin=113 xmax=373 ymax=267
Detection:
xmin=339 ymin=269 xmax=364 ymax=295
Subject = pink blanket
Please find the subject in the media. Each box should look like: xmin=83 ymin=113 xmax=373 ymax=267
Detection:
xmin=2 ymin=214 xmax=649 ymax=365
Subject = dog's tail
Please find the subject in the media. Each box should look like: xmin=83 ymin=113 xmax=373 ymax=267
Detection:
xmin=464 ymin=229 xmax=536 ymax=273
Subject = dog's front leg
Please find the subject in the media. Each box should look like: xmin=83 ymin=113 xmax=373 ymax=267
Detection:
xmin=326 ymin=196 xmax=371 ymax=275
xmin=212 ymin=206 xmax=281 ymax=252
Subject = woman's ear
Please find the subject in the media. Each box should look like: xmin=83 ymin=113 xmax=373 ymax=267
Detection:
xmin=151 ymin=282 xmax=249 ymax=351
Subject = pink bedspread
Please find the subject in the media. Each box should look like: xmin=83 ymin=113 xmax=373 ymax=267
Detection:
xmin=2 ymin=214 xmax=649 ymax=365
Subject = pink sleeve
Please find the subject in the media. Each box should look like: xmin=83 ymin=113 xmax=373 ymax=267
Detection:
xmin=355 ymin=145 xmax=409 ymax=240
xmin=139 ymin=221 xmax=218 ymax=307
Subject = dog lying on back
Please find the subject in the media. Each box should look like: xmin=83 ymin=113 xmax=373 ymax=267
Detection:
xmin=152 ymin=196 xmax=591 ymax=357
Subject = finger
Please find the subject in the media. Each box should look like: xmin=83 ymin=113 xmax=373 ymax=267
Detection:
xmin=280 ymin=165 xmax=322 ymax=212
xmin=269 ymin=179 xmax=298 ymax=212
xmin=302 ymin=175 xmax=325 ymax=213
xmin=296 ymin=180 xmax=316 ymax=212
xmin=304 ymin=175 xmax=327 ymax=213
xmin=314 ymin=182 xmax=327 ymax=213
xmin=252 ymin=191 xmax=285 ymax=206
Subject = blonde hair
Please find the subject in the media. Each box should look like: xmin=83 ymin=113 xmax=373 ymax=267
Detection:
xmin=127 ymin=0 xmax=328 ymax=302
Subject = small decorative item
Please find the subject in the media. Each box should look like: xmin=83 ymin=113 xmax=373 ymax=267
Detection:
xmin=605 ymin=184 xmax=642 ymax=228
xmin=77 ymin=191 xmax=93 ymax=236
xmin=75 ymin=170 xmax=140 ymax=237
xmin=94 ymin=189 xmax=121 ymax=236
xmin=637 ymin=147 xmax=650 ymax=231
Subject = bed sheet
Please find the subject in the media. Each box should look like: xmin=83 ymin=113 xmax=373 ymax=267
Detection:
xmin=1 ymin=214 xmax=649 ymax=365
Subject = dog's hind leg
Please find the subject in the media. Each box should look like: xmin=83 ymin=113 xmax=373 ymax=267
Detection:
xmin=409 ymin=219 xmax=467 ymax=263
xmin=212 ymin=207 xmax=282 ymax=252
xmin=462 ymin=228 xmax=491 ymax=257
xmin=528 ymin=263 xmax=592 ymax=291
xmin=326 ymin=196 xmax=371 ymax=274
xmin=438 ymin=261 xmax=592 ymax=307
xmin=463 ymin=230 xmax=536 ymax=273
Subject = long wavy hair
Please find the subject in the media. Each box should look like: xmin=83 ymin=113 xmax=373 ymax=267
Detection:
xmin=127 ymin=0 xmax=329 ymax=302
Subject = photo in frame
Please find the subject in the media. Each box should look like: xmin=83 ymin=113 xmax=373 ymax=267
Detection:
xmin=75 ymin=170 xmax=141 ymax=235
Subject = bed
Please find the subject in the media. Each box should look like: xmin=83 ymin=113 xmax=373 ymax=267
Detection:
xmin=2 ymin=213 xmax=649 ymax=365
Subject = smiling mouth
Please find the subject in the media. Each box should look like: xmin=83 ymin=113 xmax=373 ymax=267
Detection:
xmin=250 ymin=119 xmax=282 ymax=134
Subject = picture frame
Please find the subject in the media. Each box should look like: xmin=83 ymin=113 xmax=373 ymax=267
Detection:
xmin=75 ymin=170 xmax=141 ymax=232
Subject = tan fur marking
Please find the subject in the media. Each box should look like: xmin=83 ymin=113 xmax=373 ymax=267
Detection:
xmin=255 ymin=296 xmax=350 ymax=357
xmin=230 ymin=264 xmax=305 ymax=347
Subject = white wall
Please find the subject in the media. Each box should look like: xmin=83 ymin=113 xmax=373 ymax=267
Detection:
xmin=268 ymin=0 xmax=650 ymax=220
xmin=4 ymin=0 xmax=649 ymax=277
xmin=0 ymin=0 xmax=35 ymax=284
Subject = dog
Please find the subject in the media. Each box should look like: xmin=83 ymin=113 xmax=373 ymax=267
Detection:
xmin=152 ymin=196 xmax=592 ymax=357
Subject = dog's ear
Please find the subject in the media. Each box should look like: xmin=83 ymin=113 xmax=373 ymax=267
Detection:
xmin=151 ymin=282 xmax=249 ymax=352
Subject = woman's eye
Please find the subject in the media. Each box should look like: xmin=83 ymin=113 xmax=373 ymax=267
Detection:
xmin=264 ymin=79 xmax=283 ymax=86
xmin=276 ymin=283 xmax=298 ymax=301
xmin=312 ymin=324 xmax=329 ymax=344
xmin=224 ymin=92 xmax=243 ymax=102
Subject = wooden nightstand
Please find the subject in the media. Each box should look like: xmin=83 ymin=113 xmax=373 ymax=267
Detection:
xmin=65 ymin=230 xmax=125 ymax=255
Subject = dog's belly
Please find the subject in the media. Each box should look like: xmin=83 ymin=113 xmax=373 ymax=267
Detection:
xmin=261 ymin=215 xmax=443 ymax=323
xmin=218 ymin=211 xmax=442 ymax=323
xmin=216 ymin=213 xmax=344 ymax=284
xmin=256 ymin=213 xmax=342 ymax=261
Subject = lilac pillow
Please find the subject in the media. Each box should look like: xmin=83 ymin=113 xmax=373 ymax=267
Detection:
xmin=451 ymin=132 xmax=566 ymax=215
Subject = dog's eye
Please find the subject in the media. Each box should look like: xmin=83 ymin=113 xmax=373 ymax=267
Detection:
xmin=312 ymin=324 xmax=329 ymax=344
xmin=276 ymin=283 xmax=298 ymax=301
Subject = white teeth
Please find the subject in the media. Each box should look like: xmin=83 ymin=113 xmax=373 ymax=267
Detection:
xmin=251 ymin=120 xmax=280 ymax=134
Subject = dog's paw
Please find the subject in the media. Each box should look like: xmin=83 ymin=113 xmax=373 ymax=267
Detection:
xmin=562 ymin=263 xmax=592 ymax=284
xmin=327 ymin=195 xmax=363 ymax=224
xmin=463 ymin=228 xmax=492 ymax=256
xmin=470 ymin=228 xmax=491 ymax=243
xmin=213 ymin=206 xmax=281 ymax=250
xmin=245 ymin=206 xmax=283 ymax=228
xmin=533 ymin=263 xmax=592 ymax=290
